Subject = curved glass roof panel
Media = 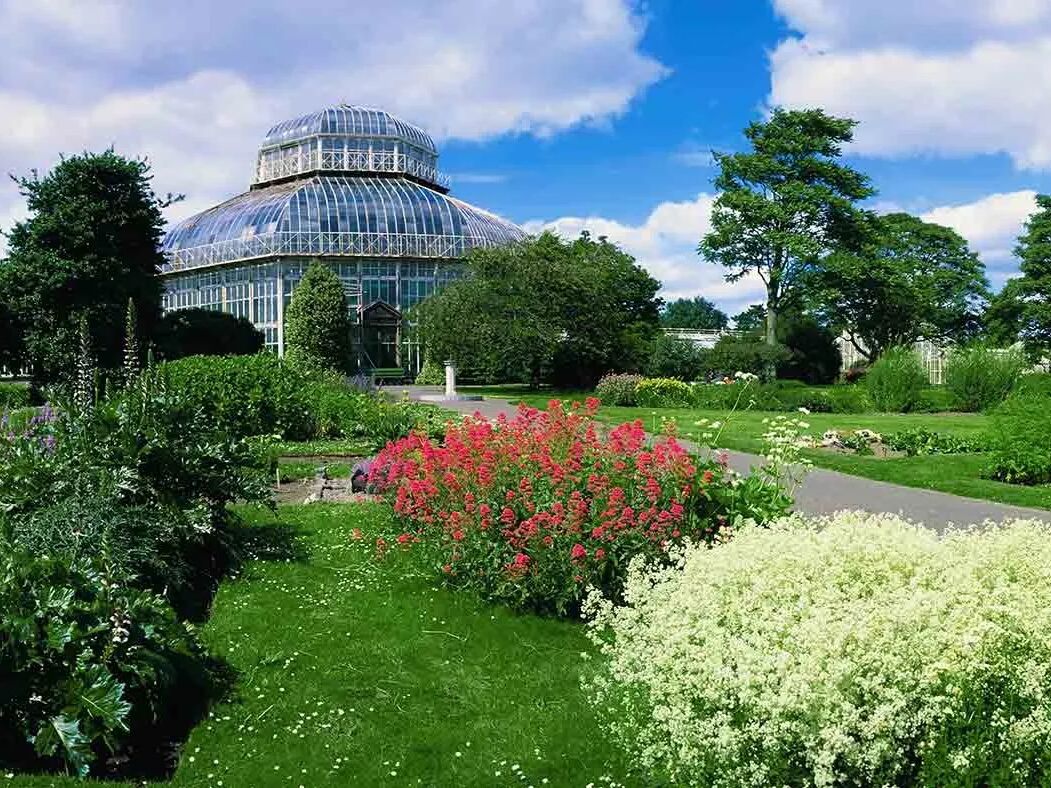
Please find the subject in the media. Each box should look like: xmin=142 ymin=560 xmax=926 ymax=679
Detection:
xmin=161 ymin=176 xmax=525 ymax=272
xmin=261 ymin=105 xmax=437 ymax=154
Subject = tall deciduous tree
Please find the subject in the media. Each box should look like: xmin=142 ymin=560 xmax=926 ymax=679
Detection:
xmin=418 ymin=232 xmax=660 ymax=388
xmin=660 ymin=296 xmax=728 ymax=330
xmin=814 ymin=212 xmax=989 ymax=360
xmin=983 ymin=278 xmax=1028 ymax=348
xmin=1014 ymin=194 xmax=1051 ymax=357
xmin=283 ymin=261 xmax=353 ymax=374
xmin=700 ymin=108 xmax=873 ymax=373
xmin=0 ymin=150 xmax=168 ymax=384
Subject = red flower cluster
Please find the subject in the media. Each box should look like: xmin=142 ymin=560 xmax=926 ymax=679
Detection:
xmin=369 ymin=399 xmax=748 ymax=614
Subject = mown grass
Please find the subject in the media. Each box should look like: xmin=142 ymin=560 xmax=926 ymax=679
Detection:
xmin=466 ymin=386 xmax=1051 ymax=510
xmin=8 ymin=503 xmax=632 ymax=787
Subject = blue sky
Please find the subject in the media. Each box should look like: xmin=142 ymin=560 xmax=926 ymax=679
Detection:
xmin=2 ymin=0 xmax=1051 ymax=315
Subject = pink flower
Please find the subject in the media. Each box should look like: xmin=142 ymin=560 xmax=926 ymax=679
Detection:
xmin=513 ymin=552 xmax=530 ymax=568
xmin=570 ymin=543 xmax=587 ymax=561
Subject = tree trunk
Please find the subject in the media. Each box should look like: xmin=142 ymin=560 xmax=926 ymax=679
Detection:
xmin=764 ymin=290 xmax=778 ymax=382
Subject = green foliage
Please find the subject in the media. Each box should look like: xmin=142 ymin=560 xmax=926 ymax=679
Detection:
xmin=945 ymin=344 xmax=1026 ymax=412
xmin=732 ymin=304 xmax=766 ymax=332
xmin=283 ymin=261 xmax=353 ymax=374
xmin=0 ymin=547 xmax=210 ymax=778
xmin=162 ymin=354 xmax=314 ymax=440
xmin=0 ymin=383 xmax=31 ymax=409
xmin=690 ymin=381 xmax=871 ymax=414
xmin=587 ymin=513 xmax=1051 ymax=787
xmin=986 ymin=385 xmax=1051 ymax=485
xmin=414 ymin=358 xmax=445 ymax=386
xmin=594 ymin=373 xmax=642 ymax=406
xmin=865 ymin=346 xmax=928 ymax=412
xmin=156 ymin=308 xmax=264 ymax=360
xmin=701 ymin=108 xmax=873 ymax=364
xmin=814 ymin=212 xmax=989 ymax=360
xmin=418 ymin=232 xmax=660 ymax=387
xmin=706 ymin=334 xmax=790 ymax=381
xmin=883 ymin=428 xmax=988 ymax=456
xmin=660 ymin=296 xmax=727 ymax=329
xmin=0 ymin=151 xmax=166 ymax=385
xmin=776 ymin=312 xmax=842 ymax=384
xmin=1014 ymin=194 xmax=1051 ymax=358
xmin=635 ymin=378 xmax=692 ymax=408
xmin=984 ymin=278 xmax=1028 ymax=347
xmin=645 ymin=334 xmax=706 ymax=380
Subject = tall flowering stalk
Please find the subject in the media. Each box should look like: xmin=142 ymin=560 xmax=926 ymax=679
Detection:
xmin=370 ymin=399 xmax=786 ymax=614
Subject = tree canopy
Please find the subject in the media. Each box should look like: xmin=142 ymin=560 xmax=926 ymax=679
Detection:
xmin=417 ymin=231 xmax=661 ymax=387
xmin=283 ymin=261 xmax=353 ymax=374
xmin=700 ymin=108 xmax=873 ymax=364
xmin=0 ymin=150 xmax=168 ymax=384
xmin=660 ymin=296 xmax=728 ymax=330
xmin=983 ymin=278 xmax=1028 ymax=348
xmin=813 ymin=212 xmax=989 ymax=360
xmin=1014 ymin=194 xmax=1051 ymax=357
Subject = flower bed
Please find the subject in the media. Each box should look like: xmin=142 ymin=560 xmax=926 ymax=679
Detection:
xmin=585 ymin=512 xmax=1051 ymax=787
xmin=370 ymin=399 xmax=789 ymax=615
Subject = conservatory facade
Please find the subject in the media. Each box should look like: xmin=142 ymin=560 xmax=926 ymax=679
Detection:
xmin=159 ymin=104 xmax=525 ymax=373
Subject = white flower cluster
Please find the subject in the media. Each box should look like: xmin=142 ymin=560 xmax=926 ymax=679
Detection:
xmin=584 ymin=513 xmax=1051 ymax=787
xmin=759 ymin=414 xmax=813 ymax=493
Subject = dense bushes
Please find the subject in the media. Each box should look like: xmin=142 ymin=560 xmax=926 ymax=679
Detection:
xmin=283 ymin=261 xmax=353 ymax=374
xmin=635 ymin=377 xmax=692 ymax=408
xmin=161 ymin=353 xmax=441 ymax=446
xmin=945 ymin=344 xmax=1026 ymax=411
xmin=371 ymin=401 xmax=790 ymax=616
xmin=155 ymin=308 xmax=264 ymax=360
xmin=0 ymin=370 xmax=270 ymax=777
xmin=986 ymin=380 xmax=1051 ymax=485
xmin=594 ymin=373 xmax=642 ymax=406
xmin=645 ymin=334 xmax=706 ymax=380
xmin=586 ymin=512 xmax=1051 ymax=787
xmin=866 ymin=346 xmax=928 ymax=412
xmin=706 ymin=335 xmax=790 ymax=380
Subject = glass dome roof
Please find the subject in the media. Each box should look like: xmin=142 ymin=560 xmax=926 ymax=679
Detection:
xmin=161 ymin=175 xmax=526 ymax=272
xmin=261 ymin=105 xmax=437 ymax=154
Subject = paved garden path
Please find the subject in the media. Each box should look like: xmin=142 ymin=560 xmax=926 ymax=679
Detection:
xmin=401 ymin=386 xmax=1051 ymax=532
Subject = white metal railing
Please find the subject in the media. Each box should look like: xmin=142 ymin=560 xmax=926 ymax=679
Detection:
xmin=161 ymin=230 xmax=501 ymax=271
xmin=662 ymin=327 xmax=744 ymax=349
xmin=0 ymin=365 xmax=30 ymax=379
xmin=255 ymin=148 xmax=449 ymax=189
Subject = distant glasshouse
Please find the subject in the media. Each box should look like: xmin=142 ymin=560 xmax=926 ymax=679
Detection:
xmin=160 ymin=105 xmax=525 ymax=373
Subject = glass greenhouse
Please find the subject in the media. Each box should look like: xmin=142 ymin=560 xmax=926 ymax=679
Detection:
xmin=160 ymin=104 xmax=525 ymax=373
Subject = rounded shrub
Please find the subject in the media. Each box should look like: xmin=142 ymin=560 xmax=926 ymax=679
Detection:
xmin=865 ymin=346 xmax=928 ymax=412
xmin=586 ymin=512 xmax=1051 ymax=788
xmin=645 ymin=334 xmax=707 ymax=381
xmin=595 ymin=373 xmax=643 ymax=406
xmin=986 ymin=384 xmax=1051 ymax=485
xmin=284 ymin=261 xmax=353 ymax=374
xmin=414 ymin=358 xmax=445 ymax=386
xmin=945 ymin=344 xmax=1026 ymax=412
xmin=635 ymin=377 xmax=692 ymax=408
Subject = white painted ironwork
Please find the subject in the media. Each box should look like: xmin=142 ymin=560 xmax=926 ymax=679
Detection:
xmin=662 ymin=327 xmax=744 ymax=349
xmin=255 ymin=145 xmax=450 ymax=189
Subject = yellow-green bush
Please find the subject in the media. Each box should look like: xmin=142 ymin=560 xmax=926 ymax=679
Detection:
xmin=586 ymin=512 xmax=1051 ymax=787
xmin=634 ymin=377 xmax=692 ymax=408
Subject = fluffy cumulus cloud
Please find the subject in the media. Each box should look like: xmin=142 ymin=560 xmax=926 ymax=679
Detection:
xmin=525 ymin=194 xmax=766 ymax=315
xmin=921 ymin=190 xmax=1039 ymax=287
xmin=0 ymin=0 xmax=667 ymax=244
xmin=769 ymin=0 xmax=1051 ymax=169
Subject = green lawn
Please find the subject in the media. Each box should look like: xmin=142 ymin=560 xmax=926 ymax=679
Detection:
xmin=465 ymin=386 xmax=1051 ymax=510
xmin=8 ymin=503 xmax=632 ymax=787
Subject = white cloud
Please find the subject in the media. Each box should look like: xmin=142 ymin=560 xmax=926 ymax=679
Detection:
xmin=526 ymin=194 xmax=766 ymax=314
xmin=0 ymin=0 xmax=667 ymax=247
xmin=769 ymin=1 xmax=1051 ymax=169
xmin=921 ymin=190 xmax=1038 ymax=285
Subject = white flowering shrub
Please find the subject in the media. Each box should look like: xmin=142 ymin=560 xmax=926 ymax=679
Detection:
xmin=584 ymin=512 xmax=1051 ymax=788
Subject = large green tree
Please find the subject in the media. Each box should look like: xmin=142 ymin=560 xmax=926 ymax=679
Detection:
xmin=813 ymin=212 xmax=989 ymax=360
xmin=418 ymin=232 xmax=660 ymax=387
xmin=700 ymin=108 xmax=873 ymax=367
xmin=1014 ymin=194 xmax=1051 ymax=357
xmin=283 ymin=261 xmax=353 ymax=373
xmin=660 ymin=296 xmax=728 ymax=330
xmin=983 ymin=277 xmax=1028 ymax=348
xmin=0 ymin=150 xmax=168 ymax=384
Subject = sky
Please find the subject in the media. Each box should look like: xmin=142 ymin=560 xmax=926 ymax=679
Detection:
xmin=3 ymin=0 xmax=1051 ymax=317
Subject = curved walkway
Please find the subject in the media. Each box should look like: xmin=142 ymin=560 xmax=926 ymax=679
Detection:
xmin=403 ymin=387 xmax=1051 ymax=532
